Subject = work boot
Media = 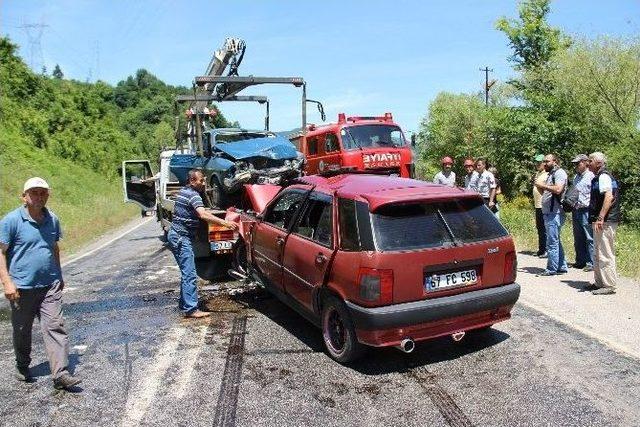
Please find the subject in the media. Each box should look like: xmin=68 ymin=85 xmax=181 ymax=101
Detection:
xmin=591 ymin=286 xmax=616 ymax=295
xmin=15 ymin=366 xmax=33 ymax=382
xmin=53 ymin=373 xmax=82 ymax=390
xmin=184 ymin=310 xmax=211 ymax=319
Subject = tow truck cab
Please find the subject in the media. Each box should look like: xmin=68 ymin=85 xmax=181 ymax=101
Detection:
xmin=290 ymin=113 xmax=415 ymax=178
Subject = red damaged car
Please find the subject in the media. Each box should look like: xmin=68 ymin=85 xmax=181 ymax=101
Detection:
xmin=229 ymin=173 xmax=520 ymax=363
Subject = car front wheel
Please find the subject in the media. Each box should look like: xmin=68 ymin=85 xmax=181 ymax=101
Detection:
xmin=321 ymin=296 xmax=365 ymax=363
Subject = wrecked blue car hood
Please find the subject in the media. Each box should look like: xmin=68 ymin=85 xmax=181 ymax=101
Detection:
xmin=214 ymin=136 xmax=298 ymax=160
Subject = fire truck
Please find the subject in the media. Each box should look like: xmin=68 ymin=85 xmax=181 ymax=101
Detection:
xmin=290 ymin=112 xmax=415 ymax=178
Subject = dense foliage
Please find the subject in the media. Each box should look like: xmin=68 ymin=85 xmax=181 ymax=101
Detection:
xmin=417 ymin=0 xmax=640 ymax=225
xmin=0 ymin=37 xmax=231 ymax=178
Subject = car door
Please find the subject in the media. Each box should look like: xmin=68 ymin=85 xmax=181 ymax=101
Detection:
xmin=252 ymin=189 xmax=308 ymax=291
xmin=282 ymin=191 xmax=336 ymax=311
xmin=122 ymin=160 xmax=156 ymax=211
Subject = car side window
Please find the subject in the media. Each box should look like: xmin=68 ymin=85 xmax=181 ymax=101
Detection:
xmin=325 ymin=133 xmax=339 ymax=152
xmin=307 ymin=138 xmax=318 ymax=155
xmin=292 ymin=194 xmax=333 ymax=247
xmin=263 ymin=190 xmax=306 ymax=229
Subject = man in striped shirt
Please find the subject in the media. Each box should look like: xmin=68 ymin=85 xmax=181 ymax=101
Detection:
xmin=168 ymin=169 xmax=238 ymax=318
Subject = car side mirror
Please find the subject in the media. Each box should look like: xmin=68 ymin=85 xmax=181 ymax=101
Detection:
xmin=411 ymin=134 xmax=416 ymax=147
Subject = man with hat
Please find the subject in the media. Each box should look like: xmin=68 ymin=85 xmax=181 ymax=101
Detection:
xmin=532 ymin=154 xmax=548 ymax=257
xmin=0 ymin=177 xmax=81 ymax=390
xmin=570 ymin=154 xmax=595 ymax=271
xmin=464 ymin=158 xmax=478 ymax=190
xmin=433 ymin=156 xmax=456 ymax=187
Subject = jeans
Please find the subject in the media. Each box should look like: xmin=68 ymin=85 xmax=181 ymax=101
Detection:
xmin=167 ymin=229 xmax=199 ymax=314
xmin=535 ymin=208 xmax=546 ymax=254
xmin=543 ymin=212 xmax=568 ymax=273
xmin=572 ymin=207 xmax=594 ymax=267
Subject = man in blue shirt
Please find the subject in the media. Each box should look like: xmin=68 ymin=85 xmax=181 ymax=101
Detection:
xmin=535 ymin=154 xmax=569 ymax=276
xmin=0 ymin=177 xmax=81 ymax=389
xmin=570 ymin=154 xmax=595 ymax=271
xmin=168 ymin=169 xmax=238 ymax=318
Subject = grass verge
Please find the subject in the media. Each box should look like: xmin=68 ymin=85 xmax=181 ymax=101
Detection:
xmin=500 ymin=199 xmax=640 ymax=279
xmin=1 ymin=140 xmax=139 ymax=255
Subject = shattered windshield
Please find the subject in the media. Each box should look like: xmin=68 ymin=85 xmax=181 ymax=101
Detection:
xmin=340 ymin=125 xmax=406 ymax=150
xmin=214 ymin=132 xmax=276 ymax=143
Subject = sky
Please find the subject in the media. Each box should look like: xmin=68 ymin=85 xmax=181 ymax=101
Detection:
xmin=2 ymin=0 xmax=639 ymax=133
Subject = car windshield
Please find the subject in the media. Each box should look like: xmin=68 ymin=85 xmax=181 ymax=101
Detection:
xmin=340 ymin=125 xmax=406 ymax=150
xmin=370 ymin=198 xmax=508 ymax=251
xmin=214 ymin=132 xmax=275 ymax=143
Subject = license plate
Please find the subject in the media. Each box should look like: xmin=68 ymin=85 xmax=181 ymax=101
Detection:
xmin=425 ymin=269 xmax=477 ymax=291
xmin=210 ymin=241 xmax=233 ymax=252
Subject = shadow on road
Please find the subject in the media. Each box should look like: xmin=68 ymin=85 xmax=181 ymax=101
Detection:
xmin=519 ymin=266 xmax=546 ymax=275
xmin=561 ymin=279 xmax=592 ymax=292
xmin=30 ymin=353 xmax=83 ymax=378
xmin=230 ymin=287 xmax=511 ymax=374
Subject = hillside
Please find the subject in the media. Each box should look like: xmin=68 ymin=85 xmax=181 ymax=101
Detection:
xmin=0 ymin=37 xmax=230 ymax=252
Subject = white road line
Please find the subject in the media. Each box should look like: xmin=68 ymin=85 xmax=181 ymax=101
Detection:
xmin=121 ymin=326 xmax=186 ymax=427
xmin=518 ymin=298 xmax=640 ymax=361
xmin=62 ymin=217 xmax=153 ymax=268
xmin=174 ymin=324 xmax=208 ymax=399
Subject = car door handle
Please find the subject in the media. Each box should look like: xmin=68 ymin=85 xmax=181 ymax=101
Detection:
xmin=276 ymin=236 xmax=285 ymax=246
xmin=315 ymin=253 xmax=327 ymax=266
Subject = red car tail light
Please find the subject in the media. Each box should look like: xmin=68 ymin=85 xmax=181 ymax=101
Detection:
xmin=503 ymin=251 xmax=517 ymax=283
xmin=358 ymin=268 xmax=393 ymax=305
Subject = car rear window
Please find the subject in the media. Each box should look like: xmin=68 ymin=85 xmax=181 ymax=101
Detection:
xmin=371 ymin=198 xmax=508 ymax=251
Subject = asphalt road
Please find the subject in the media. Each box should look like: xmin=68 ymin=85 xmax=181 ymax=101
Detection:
xmin=1 ymin=219 xmax=639 ymax=427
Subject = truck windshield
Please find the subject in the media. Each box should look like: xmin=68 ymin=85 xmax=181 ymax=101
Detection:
xmin=370 ymin=198 xmax=508 ymax=251
xmin=341 ymin=125 xmax=406 ymax=150
xmin=214 ymin=132 xmax=275 ymax=143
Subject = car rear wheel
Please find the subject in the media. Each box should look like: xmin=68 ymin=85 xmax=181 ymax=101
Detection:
xmin=210 ymin=178 xmax=230 ymax=209
xmin=321 ymin=296 xmax=365 ymax=363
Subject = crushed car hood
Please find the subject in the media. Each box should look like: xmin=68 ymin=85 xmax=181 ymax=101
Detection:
xmin=215 ymin=137 xmax=298 ymax=160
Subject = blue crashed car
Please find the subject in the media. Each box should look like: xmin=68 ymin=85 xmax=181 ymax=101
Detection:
xmin=170 ymin=128 xmax=304 ymax=208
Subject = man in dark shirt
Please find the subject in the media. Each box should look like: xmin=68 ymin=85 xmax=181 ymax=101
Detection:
xmin=168 ymin=169 xmax=238 ymax=318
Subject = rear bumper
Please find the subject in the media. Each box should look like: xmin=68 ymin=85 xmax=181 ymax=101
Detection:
xmin=345 ymin=283 xmax=520 ymax=346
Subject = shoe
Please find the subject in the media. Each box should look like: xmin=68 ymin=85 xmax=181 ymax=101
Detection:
xmin=591 ymin=287 xmax=616 ymax=295
xmin=184 ymin=310 xmax=211 ymax=319
xmin=583 ymin=283 xmax=598 ymax=291
xmin=538 ymin=252 xmax=547 ymax=258
xmin=53 ymin=373 xmax=82 ymax=390
xmin=583 ymin=265 xmax=594 ymax=272
xmin=15 ymin=366 xmax=32 ymax=382
xmin=537 ymin=270 xmax=556 ymax=277
xmin=557 ymin=270 xmax=568 ymax=275
xmin=572 ymin=263 xmax=586 ymax=269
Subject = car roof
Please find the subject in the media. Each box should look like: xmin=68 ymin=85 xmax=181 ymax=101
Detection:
xmin=296 ymin=174 xmax=479 ymax=211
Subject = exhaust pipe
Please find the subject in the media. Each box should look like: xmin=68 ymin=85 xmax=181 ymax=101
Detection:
xmin=396 ymin=338 xmax=415 ymax=353
xmin=451 ymin=331 xmax=466 ymax=342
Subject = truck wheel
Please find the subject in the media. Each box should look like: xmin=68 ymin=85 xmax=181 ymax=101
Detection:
xmin=321 ymin=296 xmax=365 ymax=363
xmin=210 ymin=178 xmax=230 ymax=209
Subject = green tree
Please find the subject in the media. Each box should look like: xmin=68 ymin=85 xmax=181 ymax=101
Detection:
xmin=495 ymin=0 xmax=570 ymax=71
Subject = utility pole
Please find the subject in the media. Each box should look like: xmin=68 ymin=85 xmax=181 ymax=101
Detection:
xmin=479 ymin=66 xmax=495 ymax=106
xmin=19 ymin=21 xmax=49 ymax=71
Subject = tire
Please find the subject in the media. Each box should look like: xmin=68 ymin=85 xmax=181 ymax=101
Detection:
xmin=210 ymin=178 xmax=230 ymax=209
xmin=321 ymin=296 xmax=366 ymax=363
xmin=232 ymin=241 xmax=248 ymax=275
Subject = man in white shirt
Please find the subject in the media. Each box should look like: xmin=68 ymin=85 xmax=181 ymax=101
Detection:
xmin=472 ymin=158 xmax=497 ymax=213
xmin=433 ymin=156 xmax=456 ymax=187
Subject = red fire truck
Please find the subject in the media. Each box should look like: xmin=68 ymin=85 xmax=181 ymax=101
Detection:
xmin=290 ymin=113 xmax=415 ymax=177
